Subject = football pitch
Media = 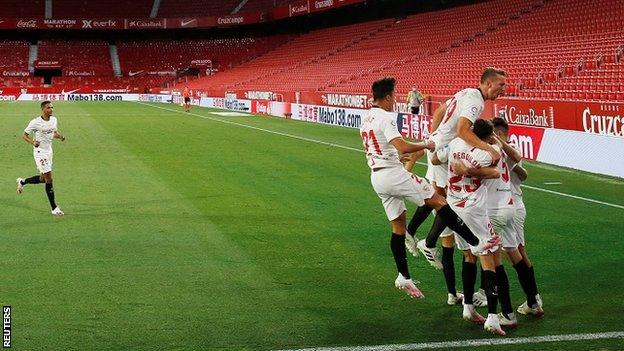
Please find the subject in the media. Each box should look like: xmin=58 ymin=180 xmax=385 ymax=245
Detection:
xmin=1 ymin=101 xmax=623 ymax=351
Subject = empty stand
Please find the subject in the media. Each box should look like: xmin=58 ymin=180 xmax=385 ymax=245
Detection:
xmin=51 ymin=0 xmax=153 ymax=18
xmin=38 ymin=40 xmax=112 ymax=75
xmin=184 ymin=0 xmax=623 ymax=102
xmin=157 ymin=0 xmax=239 ymax=17
xmin=1 ymin=0 xmax=44 ymax=17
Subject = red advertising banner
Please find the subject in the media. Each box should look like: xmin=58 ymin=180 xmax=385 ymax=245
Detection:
xmin=42 ymin=19 xmax=78 ymax=29
xmin=79 ymin=19 xmax=121 ymax=29
xmin=299 ymin=91 xmax=371 ymax=108
xmin=2 ymin=70 xmax=29 ymax=77
xmin=215 ymin=12 xmax=265 ymax=27
xmin=0 ymin=88 xmax=22 ymax=101
xmin=251 ymin=100 xmax=270 ymax=114
xmin=290 ymin=0 xmax=310 ymax=16
xmin=491 ymin=98 xmax=624 ymax=137
xmin=577 ymin=102 xmax=624 ymax=137
xmin=34 ymin=60 xmax=61 ymax=69
xmin=171 ymin=18 xmax=199 ymax=29
xmin=125 ymin=18 xmax=166 ymax=29
xmin=273 ymin=6 xmax=290 ymax=20
xmin=309 ymin=0 xmax=366 ymax=13
xmin=190 ymin=59 xmax=212 ymax=68
xmin=507 ymin=125 xmax=546 ymax=160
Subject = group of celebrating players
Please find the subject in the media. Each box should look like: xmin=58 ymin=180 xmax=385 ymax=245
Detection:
xmin=361 ymin=68 xmax=543 ymax=336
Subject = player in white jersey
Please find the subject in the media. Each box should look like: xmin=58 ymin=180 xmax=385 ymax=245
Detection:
xmin=491 ymin=118 xmax=543 ymax=317
xmin=16 ymin=101 xmax=66 ymax=216
xmin=407 ymin=68 xmax=507 ymax=273
xmin=433 ymin=119 xmax=512 ymax=336
xmin=482 ymin=139 xmax=519 ymax=327
xmin=361 ymin=77 xmax=500 ymax=300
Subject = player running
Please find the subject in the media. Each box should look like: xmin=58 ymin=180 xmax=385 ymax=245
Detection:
xmin=16 ymin=101 xmax=66 ymax=216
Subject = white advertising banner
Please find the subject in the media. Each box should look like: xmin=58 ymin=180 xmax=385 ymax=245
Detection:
xmin=291 ymin=103 xmax=364 ymax=128
xmin=537 ymin=129 xmax=624 ymax=178
xmin=17 ymin=93 xmax=141 ymax=102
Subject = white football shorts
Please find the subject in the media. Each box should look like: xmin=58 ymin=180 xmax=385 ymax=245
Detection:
xmin=425 ymin=149 xmax=448 ymax=188
xmin=371 ymin=166 xmax=436 ymax=221
xmin=512 ymin=199 xmax=526 ymax=246
xmin=451 ymin=205 xmax=499 ymax=255
xmin=34 ymin=152 xmax=53 ymax=174
xmin=489 ymin=207 xmax=521 ymax=249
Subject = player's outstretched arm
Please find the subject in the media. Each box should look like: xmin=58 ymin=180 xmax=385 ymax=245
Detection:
xmin=402 ymin=150 xmax=425 ymax=171
xmin=22 ymin=132 xmax=39 ymax=147
xmin=390 ymin=137 xmax=435 ymax=155
xmin=452 ymin=161 xmax=500 ymax=179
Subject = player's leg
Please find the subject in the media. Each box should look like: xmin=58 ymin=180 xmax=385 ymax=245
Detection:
xmin=480 ymin=252 xmax=506 ymax=336
xmin=460 ymin=248 xmax=484 ymax=323
xmin=18 ymin=156 xmax=47 ymax=193
xmin=441 ymin=234 xmax=462 ymax=304
xmin=424 ymin=192 xmax=500 ymax=251
xmin=374 ymin=171 xmax=425 ymax=299
xmin=17 ymin=174 xmax=43 ymax=193
xmin=42 ymin=171 xmax=57 ymax=210
xmin=516 ymin=245 xmax=543 ymax=315
xmin=42 ymin=168 xmax=63 ymax=216
xmin=390 ymin=211 xmax=424 ymax=299
xmin=406 ymin=151 xmax=440 ymax=237
xmin=473 ymin=267 xmax=488 ymax=308
xmin=489 ymin=210 xmax=516 ymax=326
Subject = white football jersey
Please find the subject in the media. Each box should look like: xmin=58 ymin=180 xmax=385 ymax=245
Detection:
xmin=437 ymin=137 xmax=493 ymax=210
xmin=360 ymin=107 xmax=403 ymax=169
xmin=506 ymin=144 xmax=524 ymax=199
xmin=429 ymin=88 xmax=485 ymax=150
xmin=24 ymin=116 xmax=58 ymax=154
xmin=485 ymin=146 xmax=514 ymax=210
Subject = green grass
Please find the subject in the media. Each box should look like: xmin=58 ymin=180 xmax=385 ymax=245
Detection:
xmin=1 ymin=101 xmax=623 ymax=351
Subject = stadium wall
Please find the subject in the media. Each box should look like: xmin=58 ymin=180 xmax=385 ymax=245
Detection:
xmin=198 ymin=94 xmax=624 ymax=178
xmin=4 ymin=90 xmax=621 ymax=178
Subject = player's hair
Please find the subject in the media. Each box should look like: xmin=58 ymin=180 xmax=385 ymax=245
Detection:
xmin=473 ymin=119 xmax=494 ymax=139
xmin=491 ymin=117 xmax=509 ymax=131
xmin=372 ymin=77 xmax=396 ymax=101
xmin=480 ymin=67 xmax=507 ymax=84
xmin=40 ymin=101 xmax=51 ymax=109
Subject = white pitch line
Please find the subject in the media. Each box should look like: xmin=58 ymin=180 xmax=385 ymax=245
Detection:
xmin=135 ymin=102 xmax=363 ymax=153
xmin=136 ymin=102 xmax=624 ymax=210
xmin=521 ymin=184 xmax=624 ymax=209
xmin=275 ymin=331 xmax=624 ymax=351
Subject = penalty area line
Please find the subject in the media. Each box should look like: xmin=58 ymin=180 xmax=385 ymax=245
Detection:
xmin=136 ymin=102 xmax=624 ymax=210
xmin=274 ymin=331 xmax=624 ymax=351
